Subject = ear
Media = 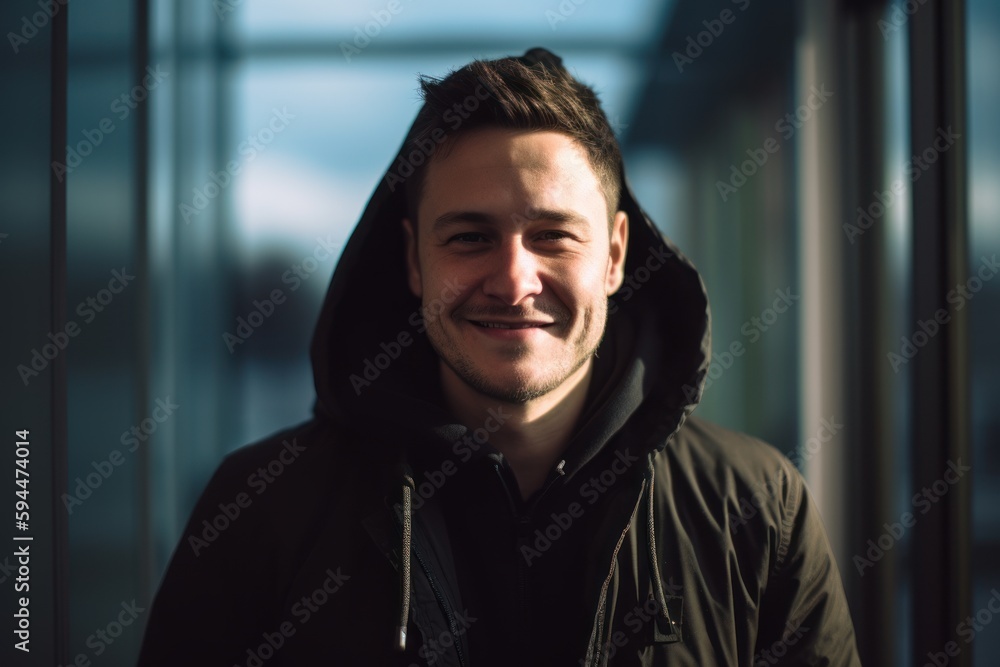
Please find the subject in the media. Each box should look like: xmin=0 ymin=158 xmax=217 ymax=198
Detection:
xmin=402 ymin=218 xmax=423 ymax=298
xmin=606 ymin=210 xmax=629 ymax=294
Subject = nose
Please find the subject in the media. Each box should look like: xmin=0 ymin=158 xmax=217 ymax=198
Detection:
xmin=481 ymin=238 xmax=543 ymax=306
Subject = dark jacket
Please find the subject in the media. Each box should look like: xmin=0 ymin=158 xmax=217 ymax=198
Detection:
xmin=137 ymin=50 xmax=861 ymax=667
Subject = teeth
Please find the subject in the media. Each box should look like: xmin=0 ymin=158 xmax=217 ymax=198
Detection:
xmin=476 ymin=321 xmax=536 ymax=329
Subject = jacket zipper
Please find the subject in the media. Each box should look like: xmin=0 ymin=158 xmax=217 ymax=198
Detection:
xmin=590 ymin=479 xmax=647 ymax=667
xmin=398 ymin=515 xmax=468 ymax=667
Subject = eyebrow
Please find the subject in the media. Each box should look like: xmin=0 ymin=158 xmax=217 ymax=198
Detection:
xmin=432 ymin=208 xmax=588 ymax=230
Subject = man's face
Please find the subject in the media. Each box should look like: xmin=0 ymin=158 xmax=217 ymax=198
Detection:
xmin=403 ymin=127 xmax=628 ymax=405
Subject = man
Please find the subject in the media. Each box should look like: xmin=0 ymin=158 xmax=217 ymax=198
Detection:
xmin=138 ymin=48 xmax=861 ymax=666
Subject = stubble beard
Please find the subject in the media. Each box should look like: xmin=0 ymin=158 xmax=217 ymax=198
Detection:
xmin=427 ymin=303 xmax=606 ymax=405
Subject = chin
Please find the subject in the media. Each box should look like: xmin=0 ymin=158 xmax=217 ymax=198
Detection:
xmin=453 ymin=346 xmax=596 ymax=403
xmin=464 ymin=376 xmax=555 ymax=406
xmin=445 ymin=357 xmax=557 ymax=405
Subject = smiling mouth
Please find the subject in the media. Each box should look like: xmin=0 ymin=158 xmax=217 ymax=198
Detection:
xmin=470 ymin=320 xmax=553 ymax=330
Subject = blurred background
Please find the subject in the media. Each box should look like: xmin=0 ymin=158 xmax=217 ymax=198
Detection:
xmin=1 ymin=0 xmax=997 ymax=664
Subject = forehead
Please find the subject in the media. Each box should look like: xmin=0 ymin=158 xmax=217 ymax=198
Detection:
xmin=419 ymin=127 xmax=607 ymax=217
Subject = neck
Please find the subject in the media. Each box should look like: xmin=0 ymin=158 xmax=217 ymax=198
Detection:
xmin=441 ymin=361 xmax=593 ymax=500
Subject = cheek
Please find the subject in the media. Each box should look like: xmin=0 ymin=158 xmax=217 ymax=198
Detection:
xmin=415 ymin=255 xmax=447 ymax=296
xmin=556 ymin=259 xmax=609 ymax=299
xmin=423 ymin=298 xmax=447 ymax=320
xmin=549 ymin=265 xmax=607 ymax=313
xmin=421 ymin=273 xmax=474 ymax=320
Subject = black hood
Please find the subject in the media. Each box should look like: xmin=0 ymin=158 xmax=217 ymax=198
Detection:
xmin=309 ymin=47 xmax=712 ymax=477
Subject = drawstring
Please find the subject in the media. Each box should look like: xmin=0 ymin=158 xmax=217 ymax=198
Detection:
xmin=645 ymin=459 xmax=677 ymax=632
xmin=396 ymin=474 xmax=415 ymax=651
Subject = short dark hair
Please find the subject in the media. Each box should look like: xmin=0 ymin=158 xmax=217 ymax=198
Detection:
xmin=401 ymin=48 xmax=623 ymax=225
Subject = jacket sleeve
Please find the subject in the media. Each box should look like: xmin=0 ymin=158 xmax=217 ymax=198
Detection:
xmin=136 ymin=451 xmax=280 ymax=666
xmin=753 ymin=459 xmax=863 ymax=666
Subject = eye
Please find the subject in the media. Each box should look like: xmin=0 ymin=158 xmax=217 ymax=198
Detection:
xmin=538 ymin=230 xmax=570 ymax=242
xmin=447 ymin=232 xmax=490 ymax=245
